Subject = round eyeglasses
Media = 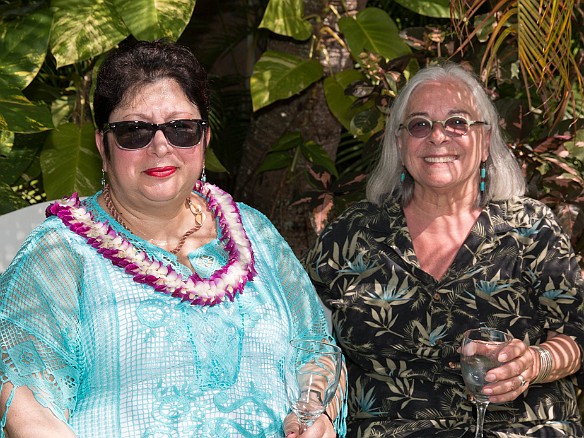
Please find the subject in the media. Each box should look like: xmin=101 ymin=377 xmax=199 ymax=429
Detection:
xmin=102 ymin=119 xmax=208 ymax=150
xmin=398 ymin=116 xmax=488 ymax=138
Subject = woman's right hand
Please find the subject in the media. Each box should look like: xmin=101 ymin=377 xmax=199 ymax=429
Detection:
xmin=283 ymin=412 xmax=336 ymax=438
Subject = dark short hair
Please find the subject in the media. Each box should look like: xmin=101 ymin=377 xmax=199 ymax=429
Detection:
xmin=93 ymin=39 xmax=210 ymax=152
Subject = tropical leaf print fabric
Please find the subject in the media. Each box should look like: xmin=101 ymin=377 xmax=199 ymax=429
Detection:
xmin=304 ymin=196 xmax=584 ymax=437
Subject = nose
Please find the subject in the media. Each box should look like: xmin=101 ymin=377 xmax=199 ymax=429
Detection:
xmin=149 ymin=129 xmax=172 ymax=156
xmin=428 ymin=121 xmax=449 ymax=142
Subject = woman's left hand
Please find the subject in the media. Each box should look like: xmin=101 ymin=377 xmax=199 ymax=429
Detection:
xmin=283 ymin=412 xmax=336 ymax=437
xmin=481 ymin=338 xmax=537 ymax=403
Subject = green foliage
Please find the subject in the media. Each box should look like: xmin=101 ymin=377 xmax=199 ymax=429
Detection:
xmin=251 ymin=50 xmax=323 ymax=111
xmin=250 ymin=0 xmax=584 ymax=264
xmin=258 ymin=131 xmax=337 ymax=177
xmin=0 ymin=0 xmax=200 ymax=210
xmin=392 ymin=0 xmax=450 ymax=18
xmin=259 ymin=0 xmax=312 ymax=40
xmin=338 ymin=7 xmax=410 ymax=61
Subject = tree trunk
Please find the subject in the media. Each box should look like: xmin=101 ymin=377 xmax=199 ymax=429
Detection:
xmin=235 ymin=0 xmax=366 ymax=257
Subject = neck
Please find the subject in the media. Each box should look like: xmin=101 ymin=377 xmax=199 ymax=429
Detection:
xmin=101 ymin=185 xmax=205 ymax=255
xmin=409 ymin=186 xmax=480 ymax=217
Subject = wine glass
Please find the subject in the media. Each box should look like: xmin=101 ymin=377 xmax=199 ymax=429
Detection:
xmin=285 ymin=338 xmax=342 ymax=434
xmin=460 ymin=327 xmax=513 ymax=438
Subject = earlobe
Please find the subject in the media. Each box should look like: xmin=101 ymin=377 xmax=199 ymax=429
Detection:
xmin=482 ymin=131 xmax=491 ymax=161
xmin=95 ymin=130 xmax=108 ymax=168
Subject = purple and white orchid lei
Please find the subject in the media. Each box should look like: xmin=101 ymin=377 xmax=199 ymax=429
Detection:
xmin=46 ymin=181 xmax=256 ymax=306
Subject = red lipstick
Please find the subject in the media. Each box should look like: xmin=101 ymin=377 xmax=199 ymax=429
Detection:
xmin=145 ymin=166 xmax=176 ymax=177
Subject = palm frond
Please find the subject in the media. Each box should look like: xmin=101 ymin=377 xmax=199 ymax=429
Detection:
xmin=452 ymin=0 xmax=582 ymax=125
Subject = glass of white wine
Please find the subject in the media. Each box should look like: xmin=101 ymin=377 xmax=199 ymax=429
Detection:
xmin=460 ymin=327 xmax=513 ymax=438
xmin=285 ymin=338 xmax=342 ymax=434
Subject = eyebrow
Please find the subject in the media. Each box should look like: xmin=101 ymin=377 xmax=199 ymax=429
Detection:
xmin=406 ymin=109 xmax=473 ymax=119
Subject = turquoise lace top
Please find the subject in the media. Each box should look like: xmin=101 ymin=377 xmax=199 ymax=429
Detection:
xmin=0 ymin=193 xmax=346 ymax=437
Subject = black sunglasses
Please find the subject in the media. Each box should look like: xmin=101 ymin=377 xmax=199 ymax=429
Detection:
xmin=102 ymin=119 xmax=208 ymax=150
xmin=399 ymin=116 xmax=488 ymax=138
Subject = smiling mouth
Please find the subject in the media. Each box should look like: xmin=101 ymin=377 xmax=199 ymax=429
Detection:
xmin=424 ymin=156 xmax=456 ymax=163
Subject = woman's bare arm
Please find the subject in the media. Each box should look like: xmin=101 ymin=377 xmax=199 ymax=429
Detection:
xmin=0 ymin=384 xmax=76 ymax=438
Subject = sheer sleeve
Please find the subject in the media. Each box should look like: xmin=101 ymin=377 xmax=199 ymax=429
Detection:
xmin=0 ymin=219 xmax=82 ymax=427
xmin=239 ymin=204 xmax=347 ymax=436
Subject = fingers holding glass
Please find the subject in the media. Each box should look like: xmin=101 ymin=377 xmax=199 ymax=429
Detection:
xmin=460 ymin=328 xmax=513 ymax=438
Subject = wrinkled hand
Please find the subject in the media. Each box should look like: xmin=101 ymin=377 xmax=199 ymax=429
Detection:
xmin=283 ymin=412 xmax=336 ymax=438
xmin=481 ymin=338 xmax=537 ymax=403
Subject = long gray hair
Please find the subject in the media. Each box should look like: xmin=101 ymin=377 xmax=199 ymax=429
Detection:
xmin=366 ymin=63 xmax=526 ymax=206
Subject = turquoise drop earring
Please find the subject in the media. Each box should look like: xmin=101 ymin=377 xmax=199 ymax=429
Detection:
xmin=480 ymin=161 xmax=487 ymax=193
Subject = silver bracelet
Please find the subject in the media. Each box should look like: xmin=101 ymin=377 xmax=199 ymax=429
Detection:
xmin=531 ymin=345 xmax=554 ymax=384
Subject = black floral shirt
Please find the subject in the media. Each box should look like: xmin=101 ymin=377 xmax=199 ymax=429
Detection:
xmin=304 ymin=196 xmax=584 ymax=438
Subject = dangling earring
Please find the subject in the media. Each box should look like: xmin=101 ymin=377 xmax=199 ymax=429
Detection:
xmin=400 ymin=166 xmax=406 ymax=184
xmin=200 ymin=163 xmax=207 ymax=183
xmin=101 ymin=169 xmax=106 ymax=190
xmin=479 ymin=161 xmax=487 ymax=193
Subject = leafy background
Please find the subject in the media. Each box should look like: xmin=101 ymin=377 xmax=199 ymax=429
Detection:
xmin=0 ymin=0 xmax=583 ymax=269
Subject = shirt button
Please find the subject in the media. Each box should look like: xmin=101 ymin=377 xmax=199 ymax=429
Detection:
xmin=449 ymin=362 xmax=460 ymax=369
xmin=433 ymin=293 xmax=440 ymax=301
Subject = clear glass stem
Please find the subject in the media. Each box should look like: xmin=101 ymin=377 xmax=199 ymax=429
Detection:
xmin=474 ymin=400 xmax=489 ymax=438
xmin=299 ymin=421 xmax=308 ymax=435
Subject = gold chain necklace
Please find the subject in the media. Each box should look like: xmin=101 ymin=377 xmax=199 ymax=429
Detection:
xmin=102 ymin=185 xmax=205 ymax=255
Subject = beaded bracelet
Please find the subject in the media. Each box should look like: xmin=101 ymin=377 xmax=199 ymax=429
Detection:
xmin=531 ymin=345 xmax=553 ymax=384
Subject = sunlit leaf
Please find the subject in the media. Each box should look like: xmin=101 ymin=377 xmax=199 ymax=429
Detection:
xmin=393 ymin=0 xmax=451 ymax=18
xmin=323 ymin=69 xmax=364 ymax=130
xmin=324 ymin=69 xmax=384 ymax=141
xmin=50 ymin=0 xmax=129 ymax=67
xmin=113 ymin=0 xmax=196 ymax=41
xmin=339 ymin=7 xmax=410 ymax=61
xmin=0 ymin=79 xmax=54 ymax=133
xmin=563 ymin=130 xmax=584 ymax=162
xmin=250 ymin=50 xmax=323 ymax=111
xmin=40 ymin=122 xmax=102 ymax=199
xmin=0 ymin=7 xmax=52 ymax=90
xmin=259 ymin=0 xmax=312 ymax=40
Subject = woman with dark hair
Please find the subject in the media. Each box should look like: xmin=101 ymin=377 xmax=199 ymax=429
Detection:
xmin=304 ymin=63 xmax=584 ymax=437
xmin=0 ymin=40 xmax=345 ymax=438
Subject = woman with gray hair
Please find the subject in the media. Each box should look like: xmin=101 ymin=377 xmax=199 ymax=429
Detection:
xmin=304 ymin=63 xmax=584 ymax=437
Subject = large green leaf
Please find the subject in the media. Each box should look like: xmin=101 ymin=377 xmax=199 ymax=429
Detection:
xmin=250 ymin=50 xmax=323 ymax=111
xmin=301 ymin=140 xmax=337 ymax=177
xmin=256 ymin=132 xmax=301 ymax=173
xmin=0 ymin=183 xmax=30 ymax=214
xmin=50 ymin=0 xmax=129 ymax=68
xmin=339 ymin=7 xmax=410 ymax=61
xmin=258 ymin=0 xmax=312 ymax=41
xmin=113 ymin=0 xmax=196 ymax=42
xmin=0 ymin=8 xmax=52 ymax=90
xmin=0 ymin=79 xmax=54 ymax=133
xmin=324 ymin=69 xmax=384 ymax=140
xmin=393 ymin=0 xmax=452 ymax=18
xmin=0 ymin=132 xmax=45 ymax=185
xmin=205 ymin=147 xmax=227 ymax=173
xmin=40 ymin=122 xmax=102 ymax=199
xmin=564 ymin=129 xmax=584 ymax=162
